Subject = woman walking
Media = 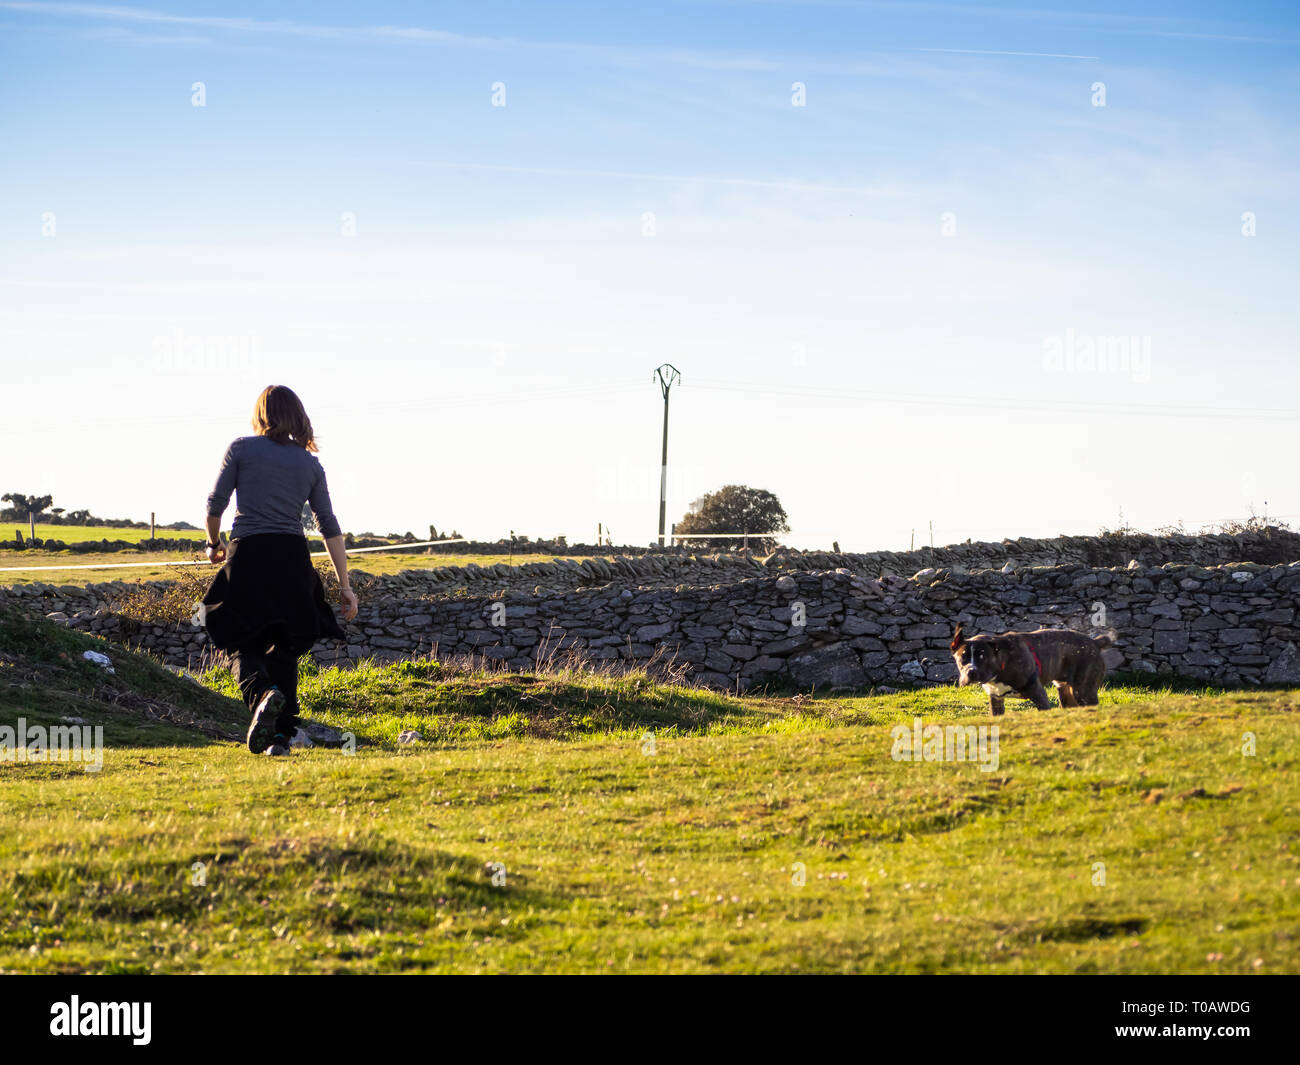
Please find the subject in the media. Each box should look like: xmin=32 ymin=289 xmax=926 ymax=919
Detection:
xmin=201 ymin=385 xmax=359 ymax=756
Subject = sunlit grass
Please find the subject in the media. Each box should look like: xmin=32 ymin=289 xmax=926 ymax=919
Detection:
xmin=3 ymin=607 xmax=1297 ymax=974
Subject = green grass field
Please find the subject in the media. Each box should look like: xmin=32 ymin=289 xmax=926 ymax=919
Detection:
xmin=0 ymin=523 xmax=604 ymax=585
xmin=1 ymin=608 xmax=1297 ymax=974
xmin=0 ymin=523 xmax=208 ymax=584
xmin=3 ymin=522 xmax=198 ymax=545
xmin=0 ymin=548 xmax=592 ymax=585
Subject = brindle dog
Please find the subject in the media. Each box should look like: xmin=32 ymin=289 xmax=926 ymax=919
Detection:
xmin=950 ymin=622 xmax=1112 ymax=715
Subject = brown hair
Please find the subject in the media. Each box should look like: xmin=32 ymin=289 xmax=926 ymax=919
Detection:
xmin=251 ymin=385 xmax=317 ymax=452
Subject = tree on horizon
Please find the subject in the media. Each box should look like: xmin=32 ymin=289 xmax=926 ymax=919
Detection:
xmin=674 ymin=485 xmax=789 ymax=552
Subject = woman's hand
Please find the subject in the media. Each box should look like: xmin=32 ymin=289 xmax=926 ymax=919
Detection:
xmin=324 ymin=535 xmax=357 ymax=621
xmin=339 ymin=585 xmax=359 ymax=621
xmin=204 ymin=516 xmax=226 ymax=564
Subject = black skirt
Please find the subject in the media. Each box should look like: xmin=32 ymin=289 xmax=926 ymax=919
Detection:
xmin=201 ymin=534 xmax=346 ymax=655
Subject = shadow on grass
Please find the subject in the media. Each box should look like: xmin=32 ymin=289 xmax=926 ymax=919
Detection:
xmin=4 ymin=835 xmax=556 ymax=972
xmin=10 ymin=835 xmax=547 ymax=924
xmin=1016 ymin=915 xmax=1150 ymax=944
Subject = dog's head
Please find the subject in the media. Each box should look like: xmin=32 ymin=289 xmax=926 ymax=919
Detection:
xmin=950 ymin=624 xmax=1005 ymax=686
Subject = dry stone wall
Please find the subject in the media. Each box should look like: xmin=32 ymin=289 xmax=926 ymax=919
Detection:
xmin=7 ymin=548 xmax=1300 ymax=692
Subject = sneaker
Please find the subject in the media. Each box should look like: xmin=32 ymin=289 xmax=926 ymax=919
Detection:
xmin=247 ymin=688 xmax=285 ymax=754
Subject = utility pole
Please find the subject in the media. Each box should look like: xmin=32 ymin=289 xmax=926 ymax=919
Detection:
xmin=654 ymin=364 xmax=680 ymax=547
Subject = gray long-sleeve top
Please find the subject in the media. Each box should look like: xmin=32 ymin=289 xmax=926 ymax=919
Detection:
xmin=206 ymin=435 xmax=343 ymax=540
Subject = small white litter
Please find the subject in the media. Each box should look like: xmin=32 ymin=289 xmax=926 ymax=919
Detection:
xmin=81 ymin=650 xmax=115 ymax=674
xmin=398 ymin=729 xmax=423 ymax=744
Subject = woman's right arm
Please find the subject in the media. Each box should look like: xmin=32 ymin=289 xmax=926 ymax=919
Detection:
xmin=204 ymin=440 xmax=239 ymax=564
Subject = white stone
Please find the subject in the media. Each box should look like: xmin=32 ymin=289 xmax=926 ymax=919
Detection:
xmin=81 ymin=649 xmax=115 ymax=674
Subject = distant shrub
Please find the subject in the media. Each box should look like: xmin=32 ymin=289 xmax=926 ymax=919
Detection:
xmin=1201 ymin=514 xmax=1291 ymax=535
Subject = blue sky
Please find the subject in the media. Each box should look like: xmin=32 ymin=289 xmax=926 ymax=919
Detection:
xmin=1 ymin=1 xmax=1297 ymax=548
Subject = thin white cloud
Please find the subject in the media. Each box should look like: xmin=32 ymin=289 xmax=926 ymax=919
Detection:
xmin=423 ymin=160 xmax=899 ymax=196
xmin=913 ymin=47 xmax=1097 ymax=60
xmin=78 ymin=23 xmax=211 ymax=46
xmin=0 ymin=0 xmax=791 ymax=71
xmin=696 ymin=0 xmax=1300 ymax=44
xmin=0 ymin=1 xmax=510 ymax=44
xmin=0 ymin=0 xmax=1102 ymax=71
xmin=1099 ymin=27 xmax=1300 ymax=47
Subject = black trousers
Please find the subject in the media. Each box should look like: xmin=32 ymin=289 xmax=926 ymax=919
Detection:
xmin=231 ymin=641 xmax=302 ymax=740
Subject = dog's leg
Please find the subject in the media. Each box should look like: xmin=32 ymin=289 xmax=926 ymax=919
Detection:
xmin=1023 ymin=680 xmax=1053 ymax=710
xmin=1056 ymin=682 xmax=1079 ymax=708
xmin=987 ymin=693 xmax=1005 ymax=716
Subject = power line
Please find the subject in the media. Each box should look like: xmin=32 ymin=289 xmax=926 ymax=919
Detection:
xmin=3 ymin=383 xmax=645 ymax=435
xmin=689 ymin=378 xmax=1300 ymax=423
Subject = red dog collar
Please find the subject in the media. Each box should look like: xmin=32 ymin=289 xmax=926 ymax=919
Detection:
xmin=1029 ymin=646 xmax=1042 ymax=676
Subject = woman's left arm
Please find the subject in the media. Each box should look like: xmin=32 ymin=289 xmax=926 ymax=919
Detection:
xmin=309 ymin=462 xmax=356 ymax=621
xmin=324 ymin=534 xmax=358 ymax=621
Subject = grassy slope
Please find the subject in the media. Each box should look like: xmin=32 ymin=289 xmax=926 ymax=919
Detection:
xmin=0 ymin=607 xmax=247 ymax=746
xmin=2 ymin=614 xmax=1296 ymax=974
